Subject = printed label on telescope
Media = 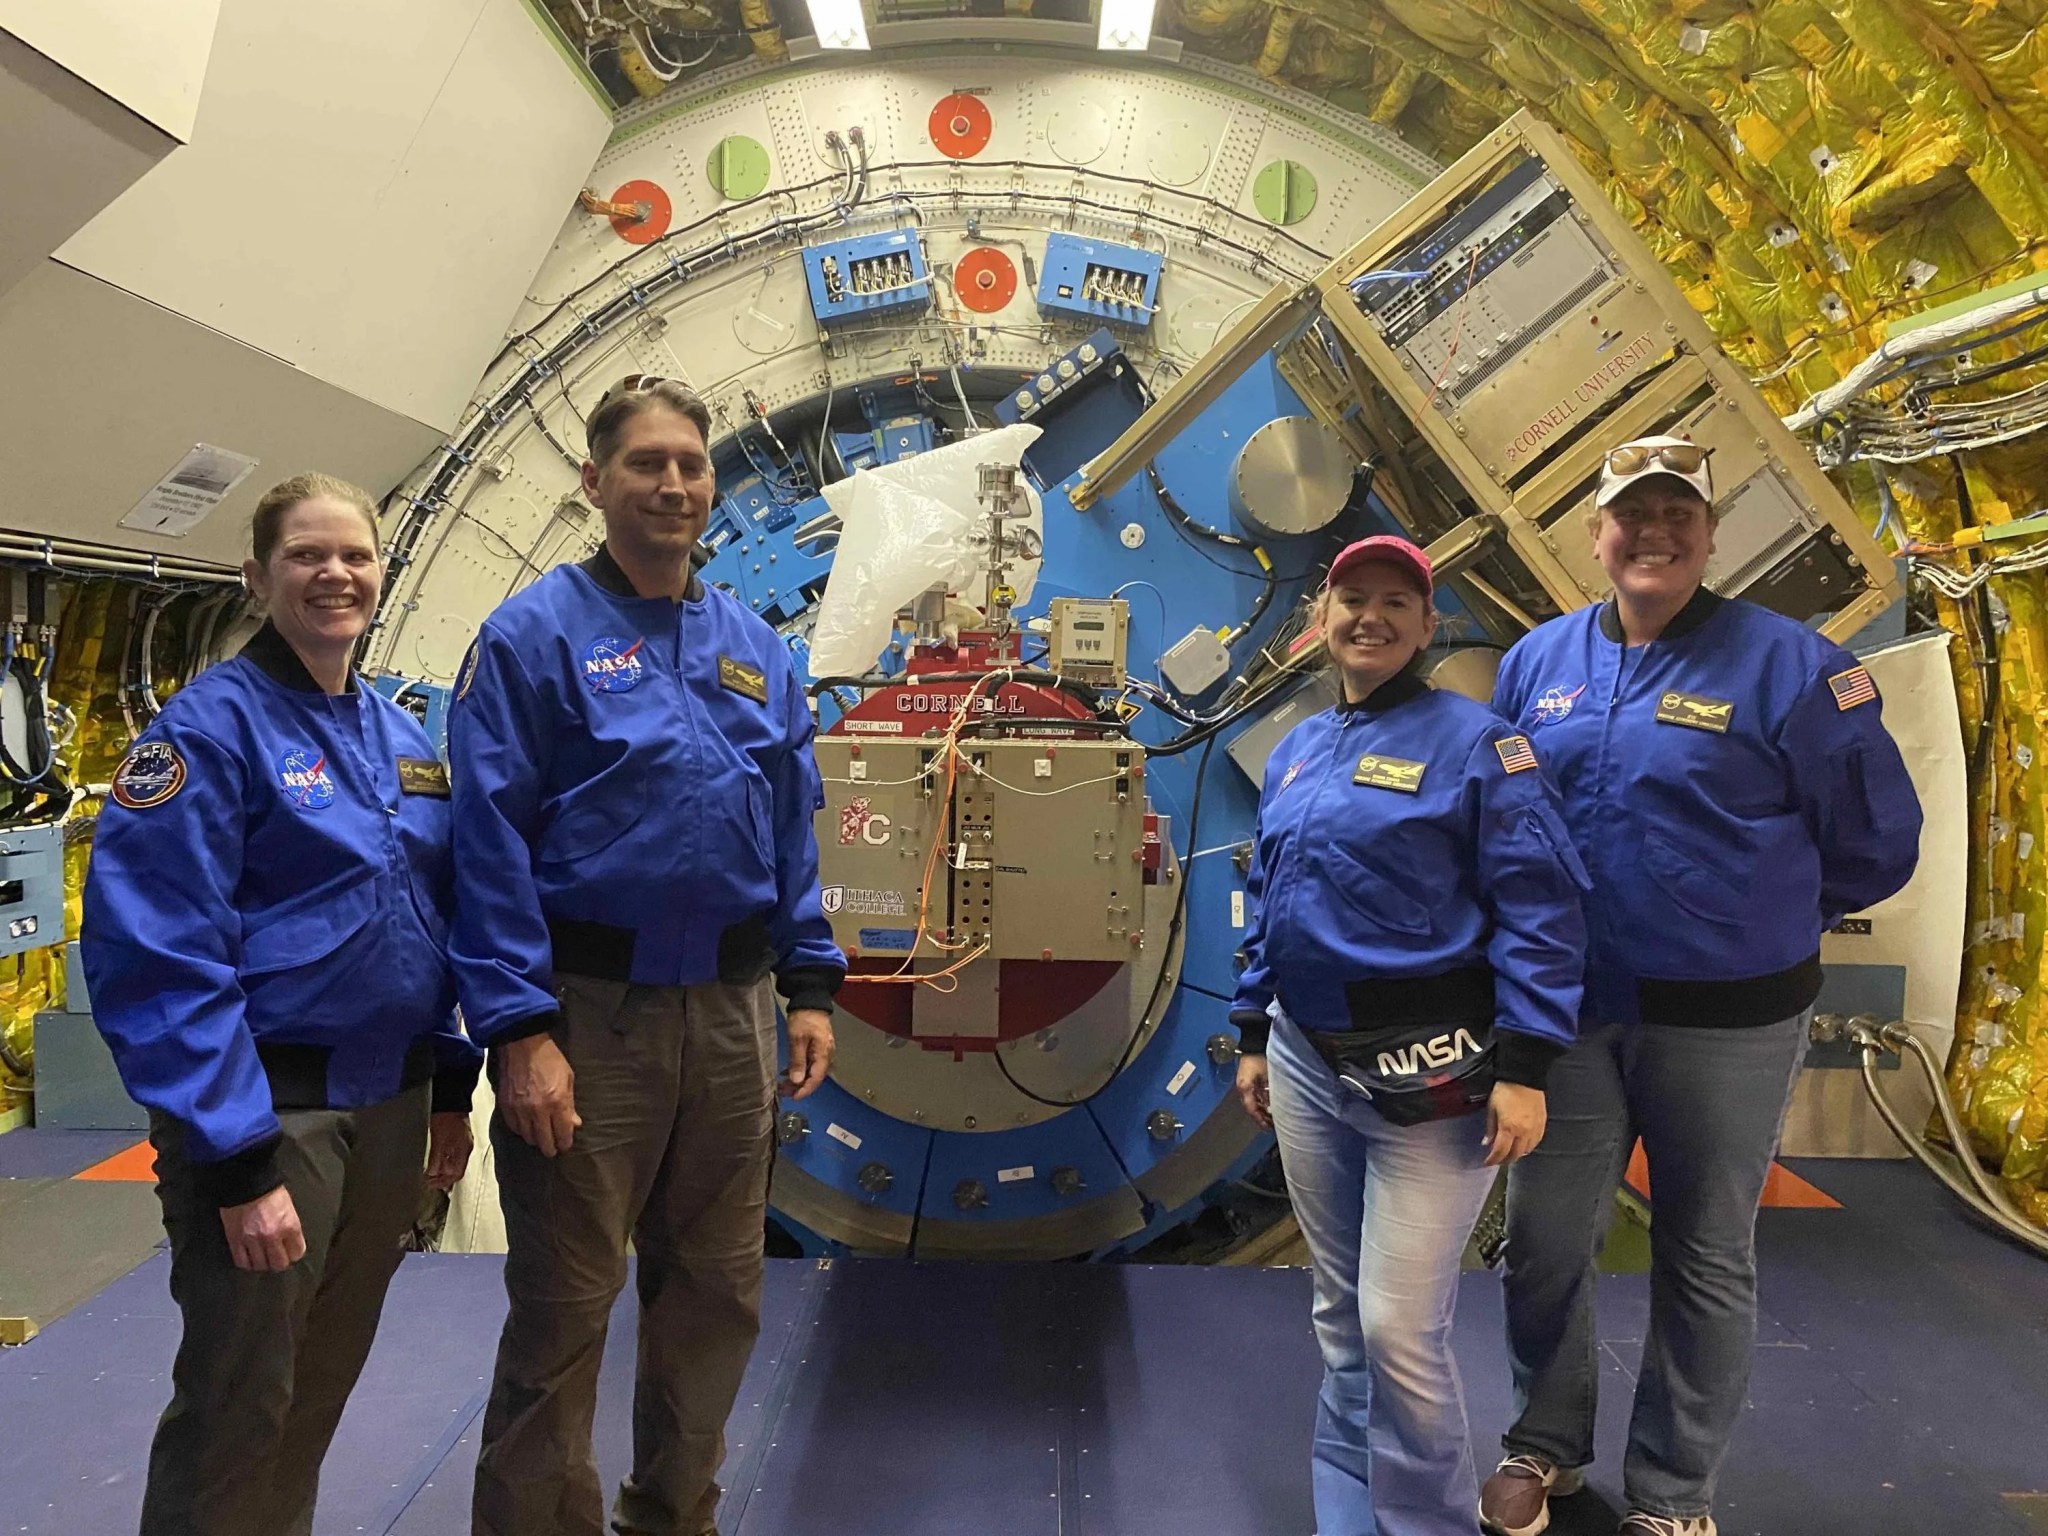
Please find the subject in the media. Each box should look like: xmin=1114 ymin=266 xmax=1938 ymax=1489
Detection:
xmin=826 ymin=1123 xmax=862 ymax=1151
xmin=1231 ymin=891 xmax=1245 ymax=928
xmin=121 ymin=443 xmax=259 ymax=537
xmin=997 ymin=1165 xmax=1035 ymax=1184
xmin=842 ymin=719 xmax=905 ymax=733
xmin=1166 ymin=1061 xmax=1197 ymax=1096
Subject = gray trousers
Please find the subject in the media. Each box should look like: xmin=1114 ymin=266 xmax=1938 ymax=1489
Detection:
xmin=472 ymin=975 xmax=777 ymax=1536
xmin=140 ymin=1083 xmax=431 ymax=1536
xmin=1499 ymin=1013 xmax=1807 ymax=1519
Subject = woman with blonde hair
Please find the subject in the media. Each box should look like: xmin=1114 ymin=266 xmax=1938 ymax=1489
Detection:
xmin=83 ymin=472 xmax=479 ymax=1536
xmin=1231 ymin=534 xmax=1587 ymax=1536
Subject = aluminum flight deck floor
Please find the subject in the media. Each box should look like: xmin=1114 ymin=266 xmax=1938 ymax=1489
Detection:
xmin=1 ymin=1159 xmax=2045 ymax=1534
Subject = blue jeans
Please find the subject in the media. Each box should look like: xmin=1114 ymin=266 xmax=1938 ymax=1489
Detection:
xmin=1499 ymin=1014 xmax=1807 ymax=1519
xmin=1268 ymin=1011 xmax=1498 ymax=1536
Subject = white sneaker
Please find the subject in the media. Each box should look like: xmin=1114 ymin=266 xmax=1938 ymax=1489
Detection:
xmin=1619 ymin=1514 xmax=1716 ymax=1536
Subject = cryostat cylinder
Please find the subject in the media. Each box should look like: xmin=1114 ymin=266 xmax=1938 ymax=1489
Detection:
xmin=1227 ymin=415 xmax=1355 ymax=538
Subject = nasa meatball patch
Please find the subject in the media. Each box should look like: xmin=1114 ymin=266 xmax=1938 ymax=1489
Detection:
xmin=111 ymin=742 xmax=188 ymax=809
xmin=276 ymin=747 xmax=337 ymax=810
xmin=581 ymin=636 xmax=647 ymax=695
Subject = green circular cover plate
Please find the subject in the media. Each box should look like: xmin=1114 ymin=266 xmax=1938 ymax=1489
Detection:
xmin=706 ymin=135 xmax=771 ymax=202
xmin=1252 ymin=159 xmax=1318 ymax=226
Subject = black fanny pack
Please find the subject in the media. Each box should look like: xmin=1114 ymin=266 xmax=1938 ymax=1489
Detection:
xmin=1307 ymin=967 xmax=1496 ymax=1127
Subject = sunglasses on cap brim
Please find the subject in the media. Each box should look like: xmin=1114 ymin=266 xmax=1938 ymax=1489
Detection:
xmin=1605 ymin=442 xmax=1712 ymax=477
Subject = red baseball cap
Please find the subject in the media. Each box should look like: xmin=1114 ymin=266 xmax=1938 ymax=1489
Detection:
xmin=1325 ymin=535 xmax=1433 ymax=599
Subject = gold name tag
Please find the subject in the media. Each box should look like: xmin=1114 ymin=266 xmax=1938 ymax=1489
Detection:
xmin=1654 ymin=691 xmax=1734 ymax=733
xmin=718 ymin=655 xmax=768 ymax=703
xmin=1353 ymin=753 xmax=1426 ymax=792
xmin=397 ymin=757 xmax=450 ymax=797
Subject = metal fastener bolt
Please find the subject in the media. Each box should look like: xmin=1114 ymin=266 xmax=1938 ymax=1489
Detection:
xmin=1147 ymin=1109 xmax=1182 ymax=1142
xmin=953 ymin=1179 xmax=990 ymax=1211
xmin=1206 ymin=1033 xmax=1239 ymax=1066
xmin=776 ymin=1111 xmax=810 ymax=1146
xmin=1051 ymin=1166 xmax=1085 ymax=1197
xmin=858 ymin=1162 xmax=893 ymax=1195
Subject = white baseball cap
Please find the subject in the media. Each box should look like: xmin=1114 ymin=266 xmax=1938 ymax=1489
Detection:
xmin=1595 ymin=434 xmax=1714 ymax=508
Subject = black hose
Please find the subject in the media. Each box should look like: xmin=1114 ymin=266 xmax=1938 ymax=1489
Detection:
xmin=993 ymin=732 xmax=1220 ymax=1109
xmin=1949 ymin=456 xmax=2000 ymax=785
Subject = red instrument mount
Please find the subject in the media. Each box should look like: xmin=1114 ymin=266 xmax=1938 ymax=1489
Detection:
xmin=953 ymin=247 xmax=1018 ymax=314
xmin=929 ymin=93 xmax=994 ymax=160
xmin=827 ymin=634 xmax=1129 ymax=1056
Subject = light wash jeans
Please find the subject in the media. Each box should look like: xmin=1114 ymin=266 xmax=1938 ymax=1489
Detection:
xmin=1499 ymin=1013 xmax=1807 ymax=1519
xmin=1268 ymin=1010 xmax=1498 ymax=1536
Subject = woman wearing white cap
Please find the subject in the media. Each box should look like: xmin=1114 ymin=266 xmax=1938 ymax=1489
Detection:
xmin=1230 ymin=534 xmax=1588 ymax=1536
xmin=1478 ymin=437 xmax=1922 ymax=1536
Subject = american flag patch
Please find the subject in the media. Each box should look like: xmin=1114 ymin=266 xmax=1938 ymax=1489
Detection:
xmin=1828 ymin=666 xmax=1877 ymax=711
xmin=1494 ymin=735 xmax=1539 ymax=774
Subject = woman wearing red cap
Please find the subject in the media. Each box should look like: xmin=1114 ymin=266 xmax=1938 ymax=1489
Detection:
xmin=1229 ymin=534 xmax=1588 ymax=1536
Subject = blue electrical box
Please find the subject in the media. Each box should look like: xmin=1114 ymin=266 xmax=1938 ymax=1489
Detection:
xmin=1035 ymin=233 xmax=1162 ymax=328
xmin=832 ymin=430 xmax=881 ymax=474
xmin=832 ymin=399 xmax=934 ymax=474
xmin=994 ymin=328 xmax=1127 ymax=426
xmin=699 ymin=491 xmax=836 ymax=624
xmin=869 ymin=411 xmax=935 ymax=463
xmin=0 ymin=821 xmax=65 ymax=957
xmin=802 ymin=229 xmax=932 ymax=330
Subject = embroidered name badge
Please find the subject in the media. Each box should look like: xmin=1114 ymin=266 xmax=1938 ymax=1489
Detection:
xmin=1353 ymin=753 xmax=1426 ymax=792
xmin=718 ymin=654 xmax=768 ymax=703
xmin=1531 ymin=684 xmax=1585 ymax=725
xmin=581 ymin=636 xmax=646 ymax=695
xmin=277 ymin=747 xmax=336 ymax=810
xmin=1494 ymin=735 xmax=1539 ymax=774
xmin=1828 ymin=665 xmax=1877 ymax=711
xmin=397 ymin=757 xmax=450 ymax=797
xmin=1654 ymin=691 xmax=1734 ymax=733
xmin=111 ymin=742 xmax=187 ymax=809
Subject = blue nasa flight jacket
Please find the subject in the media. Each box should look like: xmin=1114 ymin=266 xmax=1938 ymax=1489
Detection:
xmin=449 ymin=546 xmax=844 ymax=1046
xmin=82 ymin=624 xmax=480 ymax=1208
xmin=1493 ymin=589 xmax=1923 ymax=1028
xmin=1229 ymin=672 xmax=1588 ymax=1088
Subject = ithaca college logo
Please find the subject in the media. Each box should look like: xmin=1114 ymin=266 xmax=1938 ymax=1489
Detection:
xmin=1531 ymin=684 xmax=1586 ymax=725
xmin=276 ymin=747 xmax=336 ymax=810
xmin=1377 ymin=1027 xmax=1484 ymax=1080
xmin=581 ymin=636 xmax=646 ymax=695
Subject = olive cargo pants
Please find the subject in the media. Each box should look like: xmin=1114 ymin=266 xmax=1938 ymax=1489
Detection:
xmin=472 ymin=975 xmax=777 ymax=1536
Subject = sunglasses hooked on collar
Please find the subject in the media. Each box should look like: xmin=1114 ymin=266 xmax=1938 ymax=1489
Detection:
xmin=1605 ymin=442 xmax=1712 ymax=477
